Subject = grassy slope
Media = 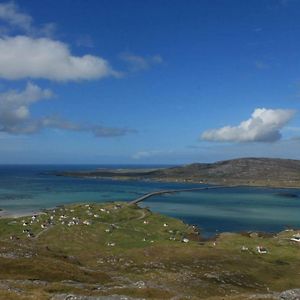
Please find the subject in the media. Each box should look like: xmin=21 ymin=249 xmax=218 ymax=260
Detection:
xmin=0 ymin=202 xmax=299 ymax=299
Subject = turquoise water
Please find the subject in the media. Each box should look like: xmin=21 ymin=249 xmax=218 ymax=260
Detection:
xmin=1 ymin=165 xmax=300 ymax=236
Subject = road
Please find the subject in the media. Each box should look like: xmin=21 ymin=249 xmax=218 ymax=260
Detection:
xmin=129 ymin=185 xmax=234 ymax=205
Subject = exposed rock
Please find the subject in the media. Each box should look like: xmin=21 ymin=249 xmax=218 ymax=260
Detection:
xmin=50 ymin=294 xmax=144 ymax=300
xmin=279 ymin=289 xmax=300 ymax=300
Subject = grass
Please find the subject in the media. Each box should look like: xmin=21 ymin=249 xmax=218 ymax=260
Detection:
xmin=0 ymin=201 xmax=299 ymax=299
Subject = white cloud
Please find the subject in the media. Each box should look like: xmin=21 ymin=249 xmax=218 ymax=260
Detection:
xmin=0 ymin=2 xmax=133 ymax=138
xmin=0 ymin=1 xmax=55 ymax=36
xmin=0 ymin=83 xmax=134 ymax=137
xmin=42 ymin=116 xmax=135 ymax=137
xmin=255 ymin=60 xmax=269 ymax=70
xmin=0 ymin=36 xmax=118 ymax=81
xmin=201 ymin=108 xmax=296 ymax=143
xmin=132 ymin=150 xmax=173 ymax=160
xmin=120 ymin=52 xmax=163 ymax=72
xmin=0 ymin=2 xmax=32 ymax=32
xmin=0 ymin=82 xmax=52 ymax=133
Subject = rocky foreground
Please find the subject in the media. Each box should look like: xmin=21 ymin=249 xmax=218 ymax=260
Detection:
xmin=59 ymin=157 xmax=300 ymax=188
xmin=0 ymin=202 xmax=300 ymax=299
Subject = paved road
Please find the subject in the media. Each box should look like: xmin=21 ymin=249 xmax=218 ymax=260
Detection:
xmin=129 ymin=185 xmax=234 ymax=205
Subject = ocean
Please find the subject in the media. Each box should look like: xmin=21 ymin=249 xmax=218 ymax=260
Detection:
xmin=0 ymin=165 xmax=300 ymax=237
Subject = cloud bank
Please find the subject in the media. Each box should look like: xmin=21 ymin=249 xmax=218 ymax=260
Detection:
xmin=201 ymin=108 xmax=296 ymax=143
xmin=0 ymin=2 xmax=136 ymax=138
xmin=0 ymin=83 xmax=133 ymax=137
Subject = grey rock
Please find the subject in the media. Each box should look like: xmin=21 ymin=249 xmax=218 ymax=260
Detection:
xmin=279 ymin=289 xmax=300 ymax=300
xmin=51 ymin=294 xmax=145 ymax=300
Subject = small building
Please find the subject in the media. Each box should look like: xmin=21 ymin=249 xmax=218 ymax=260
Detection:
xmin=256 ymin=246 xmax=268 ymax=254
xmin=290 ymin=235 xmax=300 ymax=243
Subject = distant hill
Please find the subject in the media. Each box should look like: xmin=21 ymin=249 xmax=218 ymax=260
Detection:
xmin=59 ymin=157 xmax=300 ymax=188
xmin=148 ymin=157 xmax=300 ymax=187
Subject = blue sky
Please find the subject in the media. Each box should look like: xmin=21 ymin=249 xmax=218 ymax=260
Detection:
xmin=0 ymin=0 xmax=300 ymax=164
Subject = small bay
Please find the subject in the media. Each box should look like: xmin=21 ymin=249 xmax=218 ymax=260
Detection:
xmin=0 ymin=165 xmax=299 ymax=236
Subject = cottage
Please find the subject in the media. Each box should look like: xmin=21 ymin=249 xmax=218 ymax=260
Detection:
xmin=182 ymin=238 xmax=189 ymax=243
xmin=290 ymin=235 xmax=300 ymax=243
xmin=68 ymin=221 xmax=75 ymax=226
xmin=256 ymin=246 xmax=268 ymax=254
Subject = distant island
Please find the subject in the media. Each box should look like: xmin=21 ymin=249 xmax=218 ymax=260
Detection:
xmin=59 ymin=157 xmax=300 ymax=188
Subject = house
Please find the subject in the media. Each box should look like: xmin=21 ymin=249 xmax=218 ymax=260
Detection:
xmin=290 ymin=235 xmax=300 ymax=243
xmin=241 ymin=246 xmax=249 ymax=251
xmin=182 ymin=238 xmax=189 ymax=243
xmin=256 ymin=246 xmax=268 ymax=254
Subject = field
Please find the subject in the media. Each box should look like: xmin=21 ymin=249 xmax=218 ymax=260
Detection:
xmin=0 ymin=202 xmax=299 ymax=299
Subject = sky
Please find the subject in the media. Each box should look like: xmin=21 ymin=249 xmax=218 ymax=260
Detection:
xmin=0 ymin=0 xmax=300 ymax=164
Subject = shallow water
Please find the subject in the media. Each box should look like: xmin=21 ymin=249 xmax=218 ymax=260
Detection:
xmin=0 ymin=165 xmax=299 ymax=236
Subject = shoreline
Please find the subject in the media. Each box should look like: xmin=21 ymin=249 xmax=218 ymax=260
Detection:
xmin=1 ymin=199 xmax=299 ymax=240
xmin=0 ymin=209 xmax=45 ymax=219
xmin=60 ymin=173 xmax=300 ymax=189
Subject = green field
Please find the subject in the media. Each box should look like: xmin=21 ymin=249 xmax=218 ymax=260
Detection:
xmin=0 ymin=202 xmax=299 ymax=299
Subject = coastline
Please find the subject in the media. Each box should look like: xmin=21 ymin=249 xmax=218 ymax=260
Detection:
xmin=0 ymin=199 xmax=299 ymax=241
xmin=0 ymin=209 xmax=45 ymax=219
xmin=59 ymin=173 xmax=300 ymax=189
xmin=1 ymin=200 xmax=300 ymax=299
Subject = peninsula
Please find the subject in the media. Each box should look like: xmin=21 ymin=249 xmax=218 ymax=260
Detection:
xmin=0 ymin=201 xmax=300 ymax=299
xmin=59 ymin=157 xmax=300 ymax=188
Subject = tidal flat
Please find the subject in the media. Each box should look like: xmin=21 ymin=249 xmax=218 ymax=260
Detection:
xmin=0 ymin=202 xmax=300 ymax=299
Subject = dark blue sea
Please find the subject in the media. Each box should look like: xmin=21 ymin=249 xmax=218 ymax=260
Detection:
xmin=1 ymin=165 xmax=300 ymax=237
